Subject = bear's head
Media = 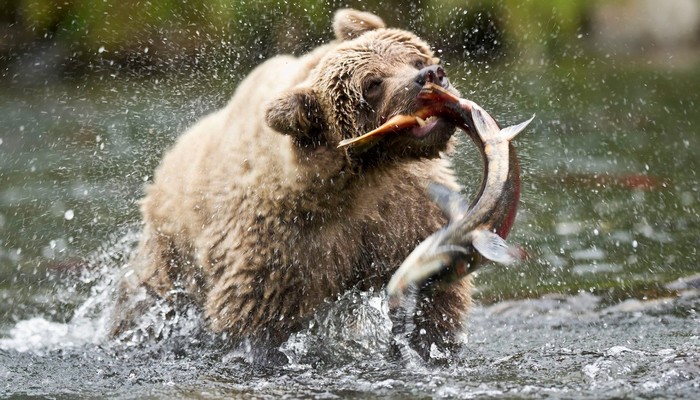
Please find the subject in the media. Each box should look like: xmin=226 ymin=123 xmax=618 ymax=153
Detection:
xmin=266 ymin=9 xmax=459 ymax=165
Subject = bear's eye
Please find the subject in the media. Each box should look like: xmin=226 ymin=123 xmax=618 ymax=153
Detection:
xmin=413 ymin=59 xmax=426 ymax=70
xmin=363 ymin=78 xmax=383 ymax=100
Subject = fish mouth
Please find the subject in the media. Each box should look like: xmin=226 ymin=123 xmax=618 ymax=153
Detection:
xmin=338 ymin=83 xmax=468 ymax=150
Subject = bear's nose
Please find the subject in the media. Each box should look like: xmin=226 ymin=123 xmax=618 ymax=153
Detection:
xmin=415 ymin=65 xmax=449 ymax=88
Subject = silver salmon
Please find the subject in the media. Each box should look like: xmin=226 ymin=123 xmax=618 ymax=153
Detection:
xmin=339 ymin=84 xmax=533 ymax=300
xmin=391 ymin=87 xmax=533 ymax=299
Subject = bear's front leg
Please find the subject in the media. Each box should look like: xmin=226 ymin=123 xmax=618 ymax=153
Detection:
xmin=204 ymin=261 xmax=317 ymax=350
xmin=391 ymin=276 xmax=473 ymax=361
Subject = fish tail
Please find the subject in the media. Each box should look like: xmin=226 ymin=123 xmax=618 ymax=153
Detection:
xmin=471 ymin=104 xmax=534 ymax=145
xmin=497 ymin=114 xmax=535 ymax=143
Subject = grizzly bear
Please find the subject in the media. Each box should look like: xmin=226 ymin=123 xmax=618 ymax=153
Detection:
xmin=112 ymin=9 xmax=472 ymax=360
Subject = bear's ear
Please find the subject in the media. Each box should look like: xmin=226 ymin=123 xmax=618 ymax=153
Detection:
xmin=333 ymin=9 xmax=385 ymax=41
xmin=265 ymin=87 xmax=326 ymax=142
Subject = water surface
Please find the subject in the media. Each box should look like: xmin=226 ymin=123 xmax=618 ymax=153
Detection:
xmin=1 ymin=59 xmax=699 ymax=397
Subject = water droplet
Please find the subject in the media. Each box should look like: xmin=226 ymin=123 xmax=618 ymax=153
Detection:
xmin=64 ymin=210 xmax=74 ymax=220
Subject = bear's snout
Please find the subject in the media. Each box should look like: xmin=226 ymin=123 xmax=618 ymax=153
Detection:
xmin=415 ymin=65 xmax=449 ymax=89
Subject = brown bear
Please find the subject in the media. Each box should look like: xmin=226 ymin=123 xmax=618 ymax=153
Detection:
xmin=112 ymin=9 xmax=472 ymax=359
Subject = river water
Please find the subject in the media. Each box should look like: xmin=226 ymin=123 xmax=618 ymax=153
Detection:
xmin=1 ymin=59 xmax=699 ymax=397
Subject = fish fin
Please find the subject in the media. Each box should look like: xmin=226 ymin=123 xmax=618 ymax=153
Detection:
xmin=498 ymin=114 xmax=535 ymax=142
xmin=427 ymin=182 xmax=470 ymax=222
xmin=470 ymin=229 xmax=520 ymax=265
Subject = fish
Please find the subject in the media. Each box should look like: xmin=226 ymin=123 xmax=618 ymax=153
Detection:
xmin=340 ymin=83 xmax=533 ymax=300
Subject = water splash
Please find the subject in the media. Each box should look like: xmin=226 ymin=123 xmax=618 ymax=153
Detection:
xmin=281 ymin=289 xmax=395 ymax=367
xmin=1 ymin=231 xmax=698 ymax=398
xmin=0 ymin=230 xmax=137 ymax=354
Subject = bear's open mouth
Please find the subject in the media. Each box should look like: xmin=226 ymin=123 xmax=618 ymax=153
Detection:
xmin=337 ymin=83 xmax=464 ymax=150
xmin=408 ymin=115 xmax=443 ymax=138
xmin=337 ymin=114 xmax=443 ymax=148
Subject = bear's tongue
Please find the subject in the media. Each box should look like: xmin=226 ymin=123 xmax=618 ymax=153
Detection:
xmin=412 ymin=115 xmax=441 ymax=137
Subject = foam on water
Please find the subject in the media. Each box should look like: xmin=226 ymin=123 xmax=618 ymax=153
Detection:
xmin=0 ymin=316 xmax=103 ymax=354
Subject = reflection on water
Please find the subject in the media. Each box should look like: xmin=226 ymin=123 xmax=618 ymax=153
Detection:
xmin=1 ymin=61 xmax=699 ymax=397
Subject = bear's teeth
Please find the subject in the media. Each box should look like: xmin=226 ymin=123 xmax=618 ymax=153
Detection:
xmin=416 ymin=117 xmax=427 ymax=127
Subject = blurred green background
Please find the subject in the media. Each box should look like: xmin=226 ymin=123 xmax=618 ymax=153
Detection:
xmin=3 ymin=0 xmax=698 ymax=80
xmin=1 ymin=0 xmax=699 ymax=320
